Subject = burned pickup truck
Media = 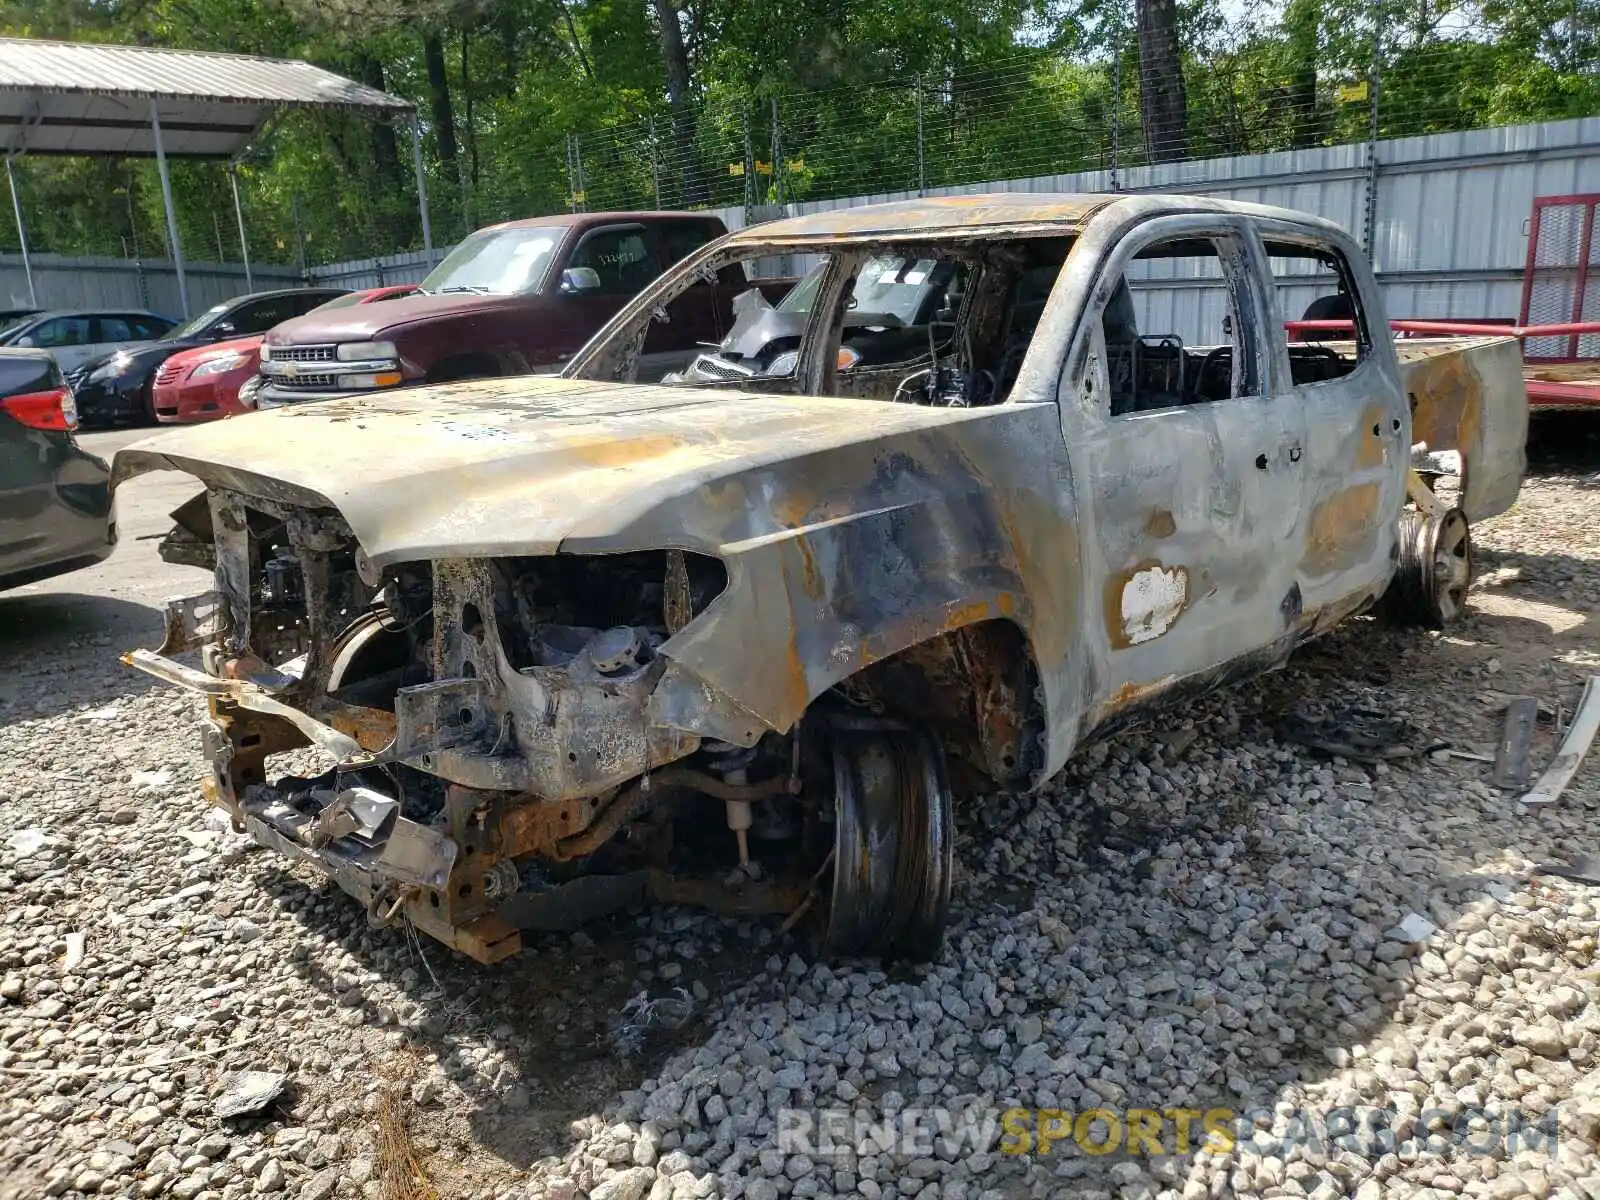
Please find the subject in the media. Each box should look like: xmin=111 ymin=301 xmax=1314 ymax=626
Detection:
xmin=112 ymin=194 xmax=1525 ymax=965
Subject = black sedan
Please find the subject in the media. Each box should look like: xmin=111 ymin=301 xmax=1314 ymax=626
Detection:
xmin=0 ymin=349 xmax=116 ymax=591
xmin=69 ymin=286 xmax=348 ymax=427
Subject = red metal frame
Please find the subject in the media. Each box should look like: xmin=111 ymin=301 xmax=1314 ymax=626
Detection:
xmin=1284 ymin=317 xmax=1600 ymax=409
xmin=1518 ymin=193 xmax=1600 ymax=361
xmin=1285 ymin=318 xmax=1600 ymax=340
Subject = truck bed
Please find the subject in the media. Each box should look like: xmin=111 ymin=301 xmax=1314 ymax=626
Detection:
xmin=1292 ymin=334 xmax=1528 ymax=522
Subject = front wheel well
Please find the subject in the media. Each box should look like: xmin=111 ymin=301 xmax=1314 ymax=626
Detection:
xmin=824 ymin=619 xmax=1045 ymax=790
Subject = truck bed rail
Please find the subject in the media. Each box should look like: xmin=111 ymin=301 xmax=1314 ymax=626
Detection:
xmin=1285 ymin=317 xmax=1600 ymax=409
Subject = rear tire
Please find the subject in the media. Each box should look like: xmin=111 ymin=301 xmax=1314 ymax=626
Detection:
xmin=822 ymin=726 xmax=954 ymax=962
xmin=1382 ymin=507 xmax=1472 ymax=628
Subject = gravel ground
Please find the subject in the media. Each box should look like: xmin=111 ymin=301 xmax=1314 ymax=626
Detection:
xmin=4 ymin=419 xmax=1600 ymax=1200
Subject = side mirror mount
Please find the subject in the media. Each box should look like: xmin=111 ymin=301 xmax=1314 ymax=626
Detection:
xmin=15 ymin=335 xmax=34 ymax=347
xmin=559 ymin=267 xmax=602 ymax=295
xmin=213 ymin=321 xmax=237 ymax=338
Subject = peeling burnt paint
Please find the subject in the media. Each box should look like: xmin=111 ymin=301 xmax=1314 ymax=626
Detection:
xmin=1396 ymin=337 xmax=1527 ymax=522
xmin=1103 ymin=560 xmax=1190 ymax=649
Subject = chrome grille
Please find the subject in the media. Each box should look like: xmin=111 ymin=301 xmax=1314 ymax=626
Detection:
xmin=154 ymin=361 xmax=184 ymax=386
xmin=689 ymin=354 xmax=754 ymax=383
xmin=270 ymin=344 xmax=337 ymax=364
xmin=275 ymin=371 xmax=340 ymax=390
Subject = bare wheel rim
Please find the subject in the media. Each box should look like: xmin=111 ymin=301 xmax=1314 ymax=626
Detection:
xmin=1429 ymin=508 xmax=1472 ymax=623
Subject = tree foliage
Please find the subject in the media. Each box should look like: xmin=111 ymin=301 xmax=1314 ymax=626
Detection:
xmin=2 ymin=0 xmax=1597 ymax=267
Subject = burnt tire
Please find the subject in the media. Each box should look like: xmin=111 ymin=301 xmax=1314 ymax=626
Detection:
xmin=1382 ymin=507 xmax=1472 ymax=628
xmin=822 ymin=726 xmax=954 ymax=963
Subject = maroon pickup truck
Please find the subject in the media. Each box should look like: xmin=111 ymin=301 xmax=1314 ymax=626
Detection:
xmin=256 ymin=211 xmax=791 ymax=407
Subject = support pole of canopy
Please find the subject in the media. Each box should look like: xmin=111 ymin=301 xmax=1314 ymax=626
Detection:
xmin=409 ymin=118 xmax=434 ymax=263
xmin=3 ymin=156 xmax=35 ymax=307
xmin=150 ymin=100 xmax=189 ymax=318
xmin=228 ymin=165 xmax=253 ymax=294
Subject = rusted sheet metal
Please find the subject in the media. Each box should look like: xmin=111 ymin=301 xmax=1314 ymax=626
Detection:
xmin=111 ymin=380 xmax=1033 ymax=568
xmin=724 ymin=192 xmax=1357 ymax=250
xmin=124 ymin=648 xmax=367 ymax=762
xmin=728 ymin=195 xmax=1116 ymax=245
xmin=1395 ymin=336 xmax=1527 ymax=522
xmin=1303 ymin=482 xmax=1384 ymax=577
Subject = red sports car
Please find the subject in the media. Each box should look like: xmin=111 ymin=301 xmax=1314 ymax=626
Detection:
xmin=153 ymin=285 xmax=416 ymax=424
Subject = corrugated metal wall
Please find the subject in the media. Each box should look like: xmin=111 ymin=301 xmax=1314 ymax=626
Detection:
xmin=0 ymin=254 xmax=302 ymax=318
xmin=712 ymin=116 xmax=1600 ymax=345
xmin=306 ymin=247 xmax=444 ymax=291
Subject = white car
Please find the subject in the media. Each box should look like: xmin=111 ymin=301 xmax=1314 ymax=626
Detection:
xmin=0 ymin=309 xmax=177 ymax=374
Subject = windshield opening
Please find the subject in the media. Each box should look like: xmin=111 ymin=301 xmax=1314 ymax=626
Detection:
xmin=164 ymin=303 xmax=229 ymax=341
xmin=419 ymin=226 xmax=564 ymax=296
xmin=771 ymin=255 xmax=955 ymax=328
xmin=620 ymin=238 xmax=1070 ymax=406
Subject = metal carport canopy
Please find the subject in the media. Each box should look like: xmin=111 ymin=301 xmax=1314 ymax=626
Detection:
xmin=0 ymin=37 xmax=430 ymax=315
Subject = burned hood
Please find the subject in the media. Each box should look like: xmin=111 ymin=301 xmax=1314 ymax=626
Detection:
xmin=110 ymin=375 xmax=1019 ymax=568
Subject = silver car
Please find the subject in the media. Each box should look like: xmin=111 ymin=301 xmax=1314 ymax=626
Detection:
xmin=0 ymin=308 xmax=176 ymax=374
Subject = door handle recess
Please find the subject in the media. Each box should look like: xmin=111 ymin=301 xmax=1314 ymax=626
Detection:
xmin=1289 ymin=445 xmax=1302 ymax=463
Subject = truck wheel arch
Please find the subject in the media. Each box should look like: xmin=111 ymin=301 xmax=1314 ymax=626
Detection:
xmin=823 ymin=618 xmax=1046 ymax=791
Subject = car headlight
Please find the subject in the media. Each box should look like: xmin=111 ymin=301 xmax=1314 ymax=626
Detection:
xmin=191 ymin=353 xmax=247 ymax=378
xmin=336 ymin=340 xmax=398 ymax=362
xmin=89 ymin=352 xmax=134 ymax=382
xmin=764 ymin=346 xmax=859 ymax=377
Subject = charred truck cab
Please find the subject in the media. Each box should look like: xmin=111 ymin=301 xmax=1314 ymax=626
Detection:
xmin=113 ymin=194 xmax=1527 ymax=966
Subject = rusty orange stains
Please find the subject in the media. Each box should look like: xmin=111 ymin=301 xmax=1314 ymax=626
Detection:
xmin=1302 ymin=482 xmax=1382 ymax=576
xmin=1143 ymin=508 xmax=1177 ymax=538
xmin=1402 ymin=345 xmax=1483 ymax=456
xmin=794 ymin=537 xmax=825 ymax=601
xmin=326 ymin=705 xmax=397 ymax=752
xmin=560 ymin=433 xmax=689 ymax=469
xmin=1107 ymin=679 xmax=1163 ymax=709
xmin=724 ymin=195 xmax=1113 ymax=245
xmin=1354 ymin=404 xmax=1387 ymax=469
xmin=943 ymin=597 xmax=1001 ymax=631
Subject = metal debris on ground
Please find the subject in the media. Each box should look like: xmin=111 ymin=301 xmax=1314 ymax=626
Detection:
xmin=1492 ymin=696 xmax=1539 ymax=789
xmin=1278 ymin=702 xmax=1443 ymax=764
xmin=213 ymin=1069 xmax=288 ymax=1118
xmin=1521 ymin=677 xmax=1600 ymax=807
xmin=611 ymin=988 xmax=694 ymax=1059
xmin=1532 ymin=855 xmax=1600 ymax=887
